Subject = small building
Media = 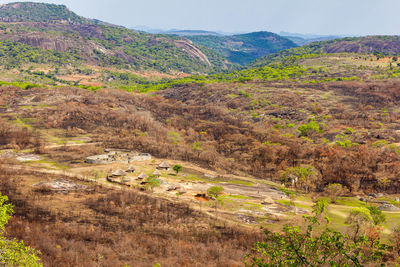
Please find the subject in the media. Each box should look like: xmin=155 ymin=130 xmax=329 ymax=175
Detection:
xmin=137 ymin=172 xmax=147 ymax=180
xmin=126 ymin=166 xmax=136 ymax=173
xmin=112 ymin=169 xmax=128 ymax=177
xmin=152 ymin=169 xmax=161 ymax=177
xmin=157 ymin=161 xmax=170 ymax=171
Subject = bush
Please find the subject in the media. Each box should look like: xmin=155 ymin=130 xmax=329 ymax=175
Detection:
xmin=297 ymin=120 xmax=322 ymax=137
xmin=245 ymin=201 xmax=387 ymax=266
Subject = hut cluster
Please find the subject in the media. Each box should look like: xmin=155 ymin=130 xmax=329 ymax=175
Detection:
xmin=106 ymin=161 xmax=170 ymax=185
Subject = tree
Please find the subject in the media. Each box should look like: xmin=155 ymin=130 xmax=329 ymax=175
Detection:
xmin=207 ymin=186 xmax=224 ymax=222
xmin=146 ymin=178 xmax=161 ymax=192
xmin=324 ymin=183 xmax=345 ymax=203
xmin=245 ymin=200 xmax=387 ymax=266
xmin=0 ymin=194 xmax=42 ymax=266
xmin=173 ymin=164 xmax=182 ymax=174
xmin=367 ymin=206 xmax=386 ymax=226
xmin=281 ymin=166 xmax=315 ymax=193
xmin=346 ymin=207 xmax=374 ymax=241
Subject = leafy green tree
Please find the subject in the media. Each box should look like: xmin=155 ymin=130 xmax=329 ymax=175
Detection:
xmin=367 ymin=206 xmax=386 ymax=226
xmin=0 ymin=194 xmax=42 ymax=266
xmin=245 ymin=200 xmax=387 ymax=267
xmin=281 ymin=166 xmax=315 ymax=193
xmin=173 ymin=165 xmax=182 ymax=174
xmin=207 ymin=186 xmax=224 ymax=222
xmin=346 ymin=207 xmax=374 ymax=241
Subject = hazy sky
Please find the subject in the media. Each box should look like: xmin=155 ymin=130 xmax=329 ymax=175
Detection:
xmin=3 ymin=0 xmax=400 ymax=35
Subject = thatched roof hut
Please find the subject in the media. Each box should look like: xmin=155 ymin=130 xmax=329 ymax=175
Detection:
xmin=137 ymin=172 xmax=147 ymax=180
xmin=157 ymin=161 xmax=170 ymax=170
xmin=126 ymin=165 xmax=136 ymax=173
xmin=112 ymin=169 xmax=128 ymax=177
xmin=153 ymin=169 xmax=161 ymax=177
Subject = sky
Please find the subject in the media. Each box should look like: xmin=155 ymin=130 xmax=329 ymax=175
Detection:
xmin=2 ymin=0 xmax=400 ymax=36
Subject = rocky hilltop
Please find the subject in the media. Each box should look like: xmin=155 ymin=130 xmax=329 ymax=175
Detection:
xmin=0 ymin=3 xmax=224 ymax=74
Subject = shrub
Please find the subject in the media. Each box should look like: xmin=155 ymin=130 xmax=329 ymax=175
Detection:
xmin=367 ymin=206 xmax=386 ymax=226
xmin=0 ymin=194 xmax=42 ymax=266
xmin=297 ymin=120 xmax=322 ymax=137
xmin=245 ymin=201 xmax=387 ymax=266
xmin=173 ymin=164 xmax=182 ymax=174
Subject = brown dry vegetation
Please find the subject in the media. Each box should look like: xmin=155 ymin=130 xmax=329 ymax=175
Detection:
xmin=3 ymin=80 xmax=400 ymax=194
xmin=2 ymin=79 xmax=400 ymax=265
xmin=0 ymin=161 xmax=262 ymax=266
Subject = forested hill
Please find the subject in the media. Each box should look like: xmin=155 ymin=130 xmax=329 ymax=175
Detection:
xmin=187 ymin=31 xmax=297 ymax=65
xmin=251 ymin=36 xmax=400 ymax=67
xmin=0 ymin=2 xmax=230 ymax=74
xmin=0 ymin=2 xmax=87 ymax=23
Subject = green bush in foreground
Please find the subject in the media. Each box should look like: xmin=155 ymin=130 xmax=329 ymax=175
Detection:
xmin=0 ymin=194 xmax=42 ymax=266
xmin=245 ymin=200 xmax=387 ymax=266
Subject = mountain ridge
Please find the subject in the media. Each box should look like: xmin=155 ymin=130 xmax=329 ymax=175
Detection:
xmin=186 ymin=31 xmax=298 ymax=65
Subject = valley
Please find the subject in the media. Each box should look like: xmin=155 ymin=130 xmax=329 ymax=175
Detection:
xmin=0 ymin=1 xmax=400 ymax=266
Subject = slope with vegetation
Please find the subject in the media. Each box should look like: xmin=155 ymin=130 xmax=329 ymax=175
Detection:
xmin=251 ymin=35 xmax=400 ymax=67
xmin=0 ymin=2 xmax=87 ymax=23
xmin=0 ymin=2 xmax=230 ymax=75
xmin=187 ymin=31 xmax=297 ymax=65
xmin=2 ymin=2 xmax=400 ymax=266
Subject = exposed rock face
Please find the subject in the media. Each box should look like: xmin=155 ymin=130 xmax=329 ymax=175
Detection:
xmin=15 ymin=34 xmax=80 ymax=52
xmin=170 ymin=38 xmax=211 ymax=65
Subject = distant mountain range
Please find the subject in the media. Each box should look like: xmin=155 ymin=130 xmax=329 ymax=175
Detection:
xmin=279 ymin=31 xmax=353 ymax=46
xmin=0 ymin=2 xmax=232 ymax=74
xmin=0 ymin=2 xmax=398 ymax=77
xmin=0 ymin=2 xmax=303 ymax=72
xmin=186 ymin=32 xmax=298 ymax=65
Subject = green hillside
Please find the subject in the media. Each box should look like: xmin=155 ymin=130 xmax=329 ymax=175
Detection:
xmin=187 ymin=31 xmax=297 ymax=65
xmin=0 ymin=2 xmax=87 ymax=23
xmin=251 ymin=36 xmax=400 ymax=67
xmin=0 ymin=3 xmax=230 ymax=74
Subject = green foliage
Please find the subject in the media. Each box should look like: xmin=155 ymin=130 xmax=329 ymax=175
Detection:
xmin=372 ymin=140 xmax=388 ymax=148
xmin=0 ymin=2 xmax=86 ymax=23
xmin=0 ymin=40 xmax=79 ymax=69
xmin=347 ymin=207 xmax=373 ymax=223
xmin=207 ymin=186 xmax=224 ymax=199
xmin=0 ymin=194 xmax=42 ymax=266
xmin=146 ymin=178 xmax=161 ymax=191
xmin=297 ymin=120 xmax=322 ymax=137
xmin=173 ymin=165 xmax=182 ymax=174
xmin=344 ymin=127 xmax=355 ymax=134
xmin=335 ymin=133 xmax=359 ymax=148
xmin=187 ymin=31 xmax=297 ymax=65
xmin=367 ymin=206 xmax=386 ymax=226
xmin=245 ymin=201 xmax=387 ymax=266
xmin=281 ymin=166 xmax=315 ymax=192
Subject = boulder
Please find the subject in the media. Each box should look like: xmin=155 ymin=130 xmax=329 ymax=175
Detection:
xmin=368 ymin=193 xmax=377 ymax=198
xmin=261 ymin=196 xmax=274 ymax=205
xmin=395 ymin=197 xmax=400 ymax=203
xmin=378 ymin=204 xmax=400 ymax=211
